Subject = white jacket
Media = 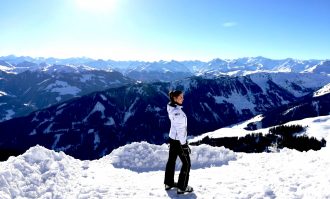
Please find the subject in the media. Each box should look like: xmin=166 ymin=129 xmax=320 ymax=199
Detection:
xmin=167 ymin=103 xmax=187 ymax=145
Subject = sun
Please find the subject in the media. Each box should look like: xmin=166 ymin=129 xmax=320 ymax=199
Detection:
xmin=75 ymin=0 xmax=117 ymax=13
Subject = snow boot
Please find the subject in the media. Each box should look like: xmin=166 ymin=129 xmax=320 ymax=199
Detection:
xmin=177 ymin=185 xmax=193 ymax=194
xmin=165 ymin=182 xmax=177 ymax=190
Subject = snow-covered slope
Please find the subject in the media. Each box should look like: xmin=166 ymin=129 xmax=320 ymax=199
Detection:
xmin=313 ymin=83 xmax=330 ymax=97
xmin=190 ymin=114 xmax=330 ymax=144
xmin=304 ymin=60 xmax=330 ymax=74
xmin=249 ymin=72 xmax=330 ymax=97
xmin=0 ymin=70 xmax=134 ymax=121
xmin=246 ymin=87 xmax=330 ymax=129
xmin=189 ymin=115 xmax=266 ymax=142
xmin=1 ymin=114 xmax=330 ymax=198
xmin=0 ymin=61 xmax=13 ymax=73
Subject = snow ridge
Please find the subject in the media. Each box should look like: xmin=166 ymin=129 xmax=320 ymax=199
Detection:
xmin=313 ymin=83 xmax=330 ymax=97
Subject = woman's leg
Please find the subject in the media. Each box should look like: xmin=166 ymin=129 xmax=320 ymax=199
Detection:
xmin=177 ymin=145 xmax=191 ymax=190
xmin=164 ymin=139 xmax=178 ymax=186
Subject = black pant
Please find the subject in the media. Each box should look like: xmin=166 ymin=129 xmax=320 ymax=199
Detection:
xmin=164 ymin=138 xmax=191 ymax=190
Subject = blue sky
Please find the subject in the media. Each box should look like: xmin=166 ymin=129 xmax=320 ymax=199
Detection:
xmin=0 ymin=0 xmax=329 ymax=61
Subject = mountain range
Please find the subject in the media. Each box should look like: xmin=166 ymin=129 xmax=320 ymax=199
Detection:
xmin=0 ymin=69 xmax=134 ymax=121
xmin=245 ymin=83 xmax=330 ymax=130
xmin=1 ymin=71 xmax=329 ymax=160
xmin=1 ymin=55 xmax=329 ymax=79
xmin=1 ymin=55 xmax=329 ymax=121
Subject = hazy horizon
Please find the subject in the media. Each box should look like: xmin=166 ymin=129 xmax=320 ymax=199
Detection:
xmin=1 ymin=54 xmax=328 ymax=63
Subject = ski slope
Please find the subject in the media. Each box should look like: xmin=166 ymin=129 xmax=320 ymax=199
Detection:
xmin=1 ymin=115 xmax=330 ymax=198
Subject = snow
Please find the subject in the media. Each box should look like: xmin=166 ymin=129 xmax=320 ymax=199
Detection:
xmin=191 ymin=128 xmax=254 ymax=142
xmin=108 ymin=80 xmax=121 ymax=84
xmin=52 ymin=134 xmax=63 ymax=149
xmin=45 ymin=80 xmax=81 ymax=96
xmin=29 ymin=129 xmax=37 ymax=136
xmin=57 ymin=103 xmax=67 ymax=110
xmin=99 ymin=94 xmax=107 ymax=101
xmin=94 ymin=132 xmax=100 ymax=150
xmin=87 ymin=129 xmax=101 ymax=150
xmin=313 ymin=83 xmax=330 ymax=97
xmin=123 ymin=98 xmax=138 ymax=124
xmin=189 ymin=115 xmax=265 ymax=142
xmin=271 ymin=73 xmax=330 ymax=97
xmin=190 ymin=114 xmax=330 ymax=144
xmin=145 ymin=105 xmax=161 ymax=112
xmin=0 ymin=91 xmax=8 ymax=96
xmin=249 ymin=73 xmax=271 ymax=94
xmin=79 ymin=74 xmax=94 ymax=83
xmin=55 ymin=109 xmax=64 ymax=116
xmin=43 ymin=123 xmax=54 ymax=134
xmin=283 ymin=105 xmax=303 ymax=116
xmin=37 ymin=78 xmax=52 ymax=86
xmin=1 ymin=109 xmax=15 ymax=121
xmin=312 ymin=101 xmax=320 ymax=115
xmin=109 ymin=142 xmax=236 ymax=172
xmin=0 ymin=65 xmax=13 ymax=72
xmin=1 ymin=115 xmax=330 ymax=198
xmin=0 ymin=146 xmax=80 ymax=198
xmin=202 ymin=102 xmax=222 ymax=122
xmin=83 ymin=102 xmax=106 ymax=122
xmin=281 ymin=115 xmax=330 ymax=141
xmin=214 ymin=92 xmax=256 ymax=114
xmin=249 ymin=72 xmax=330 ymax=97
xmin=104 ymin=117 xmax=115 ymax=126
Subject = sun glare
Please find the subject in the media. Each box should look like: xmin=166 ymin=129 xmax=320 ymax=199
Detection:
xmin=75 ymin=0 xmax=116 ymax=13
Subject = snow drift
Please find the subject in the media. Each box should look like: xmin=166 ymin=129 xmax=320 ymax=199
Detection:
xmin=108 ymin=142 xmax=237 ymax=172
xmin=0 ymin=145 xmax=82 ymax=198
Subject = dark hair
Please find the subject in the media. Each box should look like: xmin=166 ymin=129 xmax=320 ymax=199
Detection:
xmin=169 ymin=90 xmax=183 ymax=103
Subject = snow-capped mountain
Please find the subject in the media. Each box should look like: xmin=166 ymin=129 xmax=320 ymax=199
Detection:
xmin=123 ymin=60 xmax=193 ymax=82
xmin=199 ymin=58 xmax=229 ymax=73
xmin=0 ymin=73 xmax=329 ymax=160
xmin=244 ymin=83 xmax=330 ymax=130
xmin=304 ymin=60 xmax=330 ymax=74
xmin=1 ymin=55 xmax=95 ymax=65
xmin=0 ymin=60 xmax=12 ymax=68
xmin=1 ymin=55 xmax=328 ymax=81
xmin=84 ymin=59 xmax=144 ymax=72
xmin=0 ymin=70 xmax=134 ymax=121
xmin=193 ymin=57 xmax=321 ymax=76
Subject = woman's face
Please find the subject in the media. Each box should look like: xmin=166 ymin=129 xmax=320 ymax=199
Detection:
xmin=174 ymin=93 xmax=184 ymax=105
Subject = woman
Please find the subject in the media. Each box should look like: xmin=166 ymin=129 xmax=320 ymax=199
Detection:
xmin=164 ymin=90 xmax=193 ymax=194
